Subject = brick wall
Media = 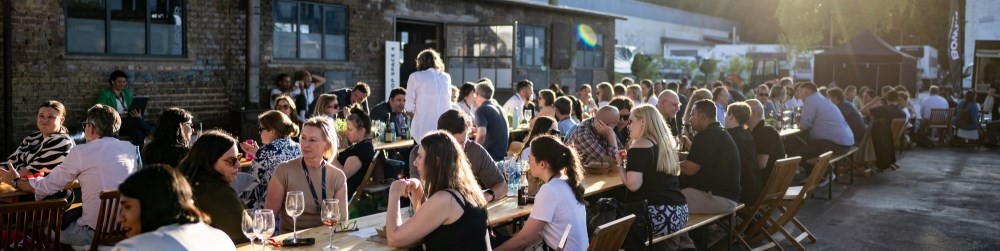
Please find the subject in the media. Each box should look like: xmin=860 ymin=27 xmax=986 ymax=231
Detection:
xmin=257 ymin=0 xmax=616 ymax=105
xmin=2 ymin=0 xmax=248 ymax=152
xmin=1 ymin=0 xmax=615 ymax=153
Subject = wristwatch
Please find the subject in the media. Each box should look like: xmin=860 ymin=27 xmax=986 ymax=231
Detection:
xmin=11 ymin=177 xmax=21 ymax=188
xmin=484 ymin=189 xmax=496 ymax=201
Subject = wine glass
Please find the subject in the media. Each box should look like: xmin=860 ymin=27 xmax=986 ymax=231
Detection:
xmin=242 ymin=209 xmax=258 ymax=250
xmin=321 ymin=199 xmax=341 ymax=251
xmin=285 ymin=191 xmax=305 ymax=241
xmin=255 ymin=209 xmax=275 ymax=250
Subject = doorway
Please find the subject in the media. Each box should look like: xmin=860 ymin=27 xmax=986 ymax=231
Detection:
xmin=396 ymin=19 xmax=441 ymax=89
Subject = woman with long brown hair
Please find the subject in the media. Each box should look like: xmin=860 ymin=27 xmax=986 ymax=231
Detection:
xmin=385 ymin=131 xmax=490 ymax=250
xmin=113 ymin=164 xmax=236 ymax=250
xmin=495 ymin=135 xmax=588 ymax=251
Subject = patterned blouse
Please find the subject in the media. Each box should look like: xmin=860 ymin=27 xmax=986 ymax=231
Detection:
xmin=240 ymin=137 xmax=302 ymax=210
xmin=6 ymin=131 xmax=75 ymax=176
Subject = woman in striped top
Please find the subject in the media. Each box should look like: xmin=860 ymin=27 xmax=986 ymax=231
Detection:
xmin=5 ymin=100 xmax=75 ymax=177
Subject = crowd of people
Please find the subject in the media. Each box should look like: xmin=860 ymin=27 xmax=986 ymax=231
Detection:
xmin=2 ymin=46 xmax=997 ymax=250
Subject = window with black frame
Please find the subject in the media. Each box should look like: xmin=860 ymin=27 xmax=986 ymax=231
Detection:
xmin=272 ymin=0 xmax=347 ymax=60
xmin=517 ymin=25 xmax=545 ymax=67
xmin=65 ymin=0 xmax=184 ymax=56
xmin=575 ymin=33 xmax=603 ymax=68
xmin=446 ymin=25 xmax=514 ymax=88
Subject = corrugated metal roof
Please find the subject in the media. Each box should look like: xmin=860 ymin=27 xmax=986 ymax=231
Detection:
xmin=475 ymin=0 xmax=627 ymax=20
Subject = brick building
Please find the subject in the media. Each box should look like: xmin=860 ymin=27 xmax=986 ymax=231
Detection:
xmin=0 ymin=0 xmax=619 ymax=155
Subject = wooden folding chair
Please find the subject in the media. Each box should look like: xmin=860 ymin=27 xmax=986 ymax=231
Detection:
xmin=90 ymin=190 xmax=126 ymax=251
xmin=736 ymin=156 xmax=801 ymax=251
xmin=758 ymin=152 xmax=833 ymax=251
xmin=350 ymin=150 xmax=387 ymax=207
xmin=927 ymin=108 xmax=955 ymax=144
xmin=587 ymin=214 xmax=636 ymax=251
xmin=555 ymin=224 xmax=572 ymax=251
xmin=890 ymin=118 xmax=908 ymax=157
xmin=0 ymin=199 xmax=67 ymax=250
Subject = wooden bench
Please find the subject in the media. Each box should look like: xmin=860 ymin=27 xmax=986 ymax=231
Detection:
xmin=647 ymin=204 xmax=746 ymax=248
xmin=805 ymin=146 xmax=858 ymax=200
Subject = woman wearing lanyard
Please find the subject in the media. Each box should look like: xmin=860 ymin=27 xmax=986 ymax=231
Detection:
xmin=265 ymin=116 xmax=349 ymax=234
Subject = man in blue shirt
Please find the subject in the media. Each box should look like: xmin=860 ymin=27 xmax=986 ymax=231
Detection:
xmin=827 ymin=87 xmax=867 ymax=145
xmin=553 ymin=96 xmax=577 ymax=139
xmin=712 ymin=87 xmax=730 ymax=123
xmin=794 ymin=82 xmax=854 ymax=171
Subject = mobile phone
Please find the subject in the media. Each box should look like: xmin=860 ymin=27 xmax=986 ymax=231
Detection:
xmin=281 ymin=238 xmax=315 ymax=247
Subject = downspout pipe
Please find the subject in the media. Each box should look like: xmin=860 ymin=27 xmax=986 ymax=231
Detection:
xmin=4 ymin=0 xmax=13 ymax=156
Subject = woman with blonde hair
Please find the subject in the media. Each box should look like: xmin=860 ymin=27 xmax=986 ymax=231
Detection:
xmin=596 ymin=82 xmax=614 ymax=107
xmin=274 ymin=95 xmax=303 ymax=125
xmin=385 ymin=131 xmax=490 ymax=250
xmin=616 ymin=105 xmax=688 ymax=249
xmin=311 ymin=93 xmax=341 ymax=119
xmin=264 ymin=116 xmax=348 ymax=233
xmin=626 ymin=84 xmax=645 ymax=105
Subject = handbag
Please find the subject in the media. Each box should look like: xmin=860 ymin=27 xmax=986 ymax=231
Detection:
xmin=586 ymin=197 xmax=653 ymax=250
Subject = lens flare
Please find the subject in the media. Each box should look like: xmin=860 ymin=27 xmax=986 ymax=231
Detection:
xmin=577 ymin=24 xmax=597 ymax=48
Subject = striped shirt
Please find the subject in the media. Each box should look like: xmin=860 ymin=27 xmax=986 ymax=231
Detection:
xmin=6 ymin=131 xmax=75 ymax=175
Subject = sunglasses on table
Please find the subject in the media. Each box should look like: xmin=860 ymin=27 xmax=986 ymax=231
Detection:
xmin=333 ymin=220 xmax=359 ymax=233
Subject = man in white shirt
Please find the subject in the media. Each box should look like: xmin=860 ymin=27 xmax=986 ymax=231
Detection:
xmin=920 ymin=85 xmax=950 ymax=120
xmin=503 ymin=80 xmax=534 ymax=121
xmin=1 ymin=104 xmax=138 ymax=247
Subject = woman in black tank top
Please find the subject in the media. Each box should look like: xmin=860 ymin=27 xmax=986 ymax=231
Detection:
xmin=385 ymin=132 xmax=490 ymax=250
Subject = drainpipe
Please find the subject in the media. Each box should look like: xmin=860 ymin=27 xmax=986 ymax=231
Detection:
xmin=4 ymin=0 xmax=12 ymax=156
xmin=247 ymin=0 xmax=260 ymax=107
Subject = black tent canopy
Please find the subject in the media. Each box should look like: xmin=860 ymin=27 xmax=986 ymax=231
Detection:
xmin=814 ymin=31 xmax=919 ymax=91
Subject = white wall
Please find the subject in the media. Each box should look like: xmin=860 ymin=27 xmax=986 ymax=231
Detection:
xmin=964 ymin=0 xmax=1000 ymax=62
xmin=616 ymin=16 xmax=729 ymax=57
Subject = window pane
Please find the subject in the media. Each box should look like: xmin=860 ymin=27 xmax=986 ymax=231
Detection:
xmin=532 ymin=28 xmax=545 ymax=66
xmin=447 ymin=58 xmax=464 ymax=85
xmin=323 ymin=6 xmax=347 ymax=60
xmin=66 ymin=0 xmax=106 ymax=53
xmin=273 ymin=1 xmax=298 ymax=59
xmin=109 ymin=0 xmax=146 ymax=54
xmin=298 ymin=3 xmax=322 ymax=59
xmin=495 ymin=25 xmax=513 ymax=57
xmin=149 ymin=0 xmax=183 ymax=55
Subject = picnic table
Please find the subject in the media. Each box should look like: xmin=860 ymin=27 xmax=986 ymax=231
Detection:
xmin=236 ymin=172 xmax=624 ymax=250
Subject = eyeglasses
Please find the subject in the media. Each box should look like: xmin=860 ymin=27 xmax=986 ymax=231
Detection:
xmin=223 ymin=154 xmax=243 ymax=166
xmin=81 ymin=121 xmax=91 ymax=129
xmin=277 ymin=105 xmax=292 ymax=110
xmin=182 ymin=121 xmax=194 ymax=127
xmin=258 ymin=127 xmax=270 ymax=133
xmin=333 ymin=220 xmax=358 ymax=233
xmin=620 ymin=114 xmax=630 ymax=120
xmin=757 ymin=93 xmax=769 ymax=97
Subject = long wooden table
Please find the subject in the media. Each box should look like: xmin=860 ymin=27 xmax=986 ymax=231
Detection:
xmin=778 ymin=128 xmax=801 ymax=138
xmin=236 ymin=173 xmax=624 ymax=250
xmin=0 ymin=180 xmax=82 ymax=203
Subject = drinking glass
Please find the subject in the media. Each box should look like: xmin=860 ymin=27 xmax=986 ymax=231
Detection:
xmin=242 ymin=209 xmax=258 ymax=250
xmin=255 ymin=209 xmax=275 ymax=250
xmin=321 ymin=199 xmax=341 ymax=251
xmin=285 ymin=191 xmax=305 ymax=241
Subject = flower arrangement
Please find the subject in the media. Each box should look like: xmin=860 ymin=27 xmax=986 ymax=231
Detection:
xmin=334 ymin=118 xmax=348 ymax=133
